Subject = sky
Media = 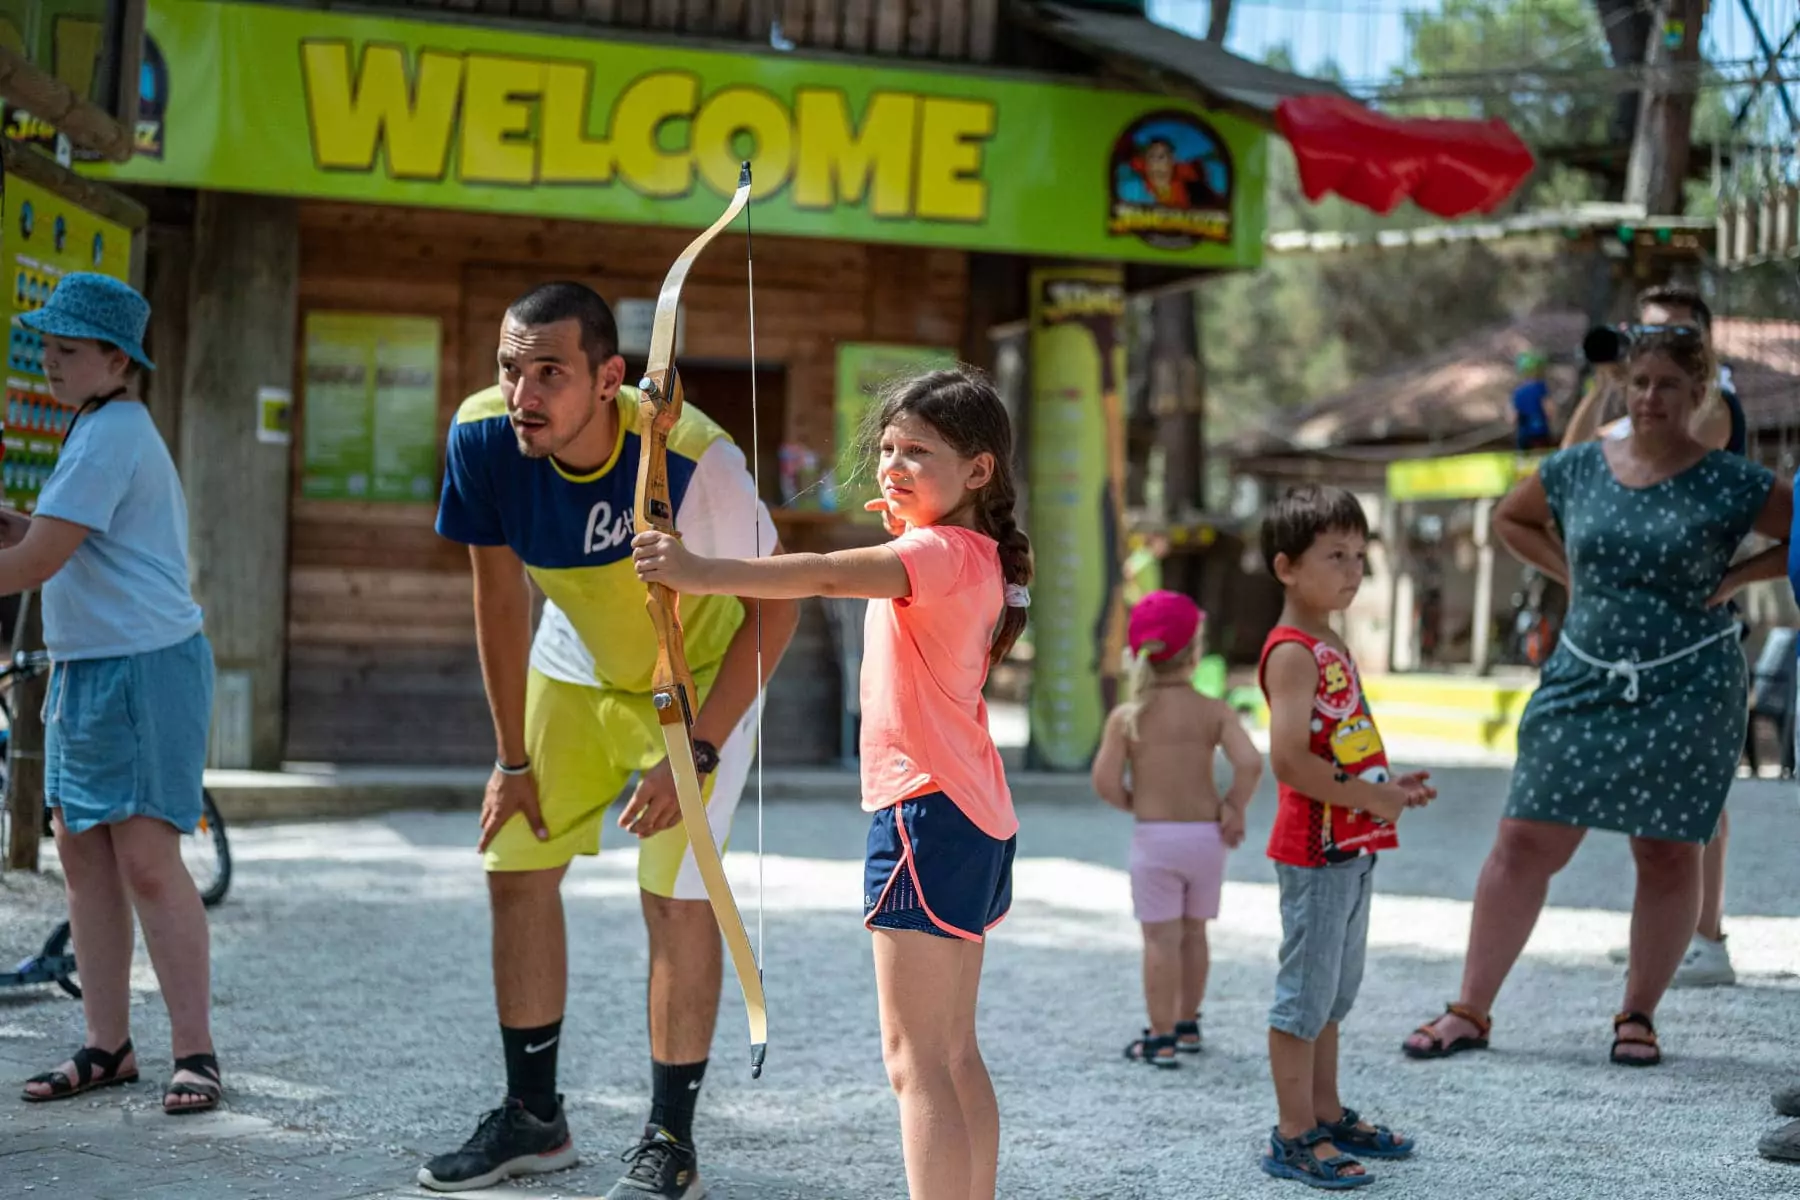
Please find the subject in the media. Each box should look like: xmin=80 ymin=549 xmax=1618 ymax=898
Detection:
xmin=1148 ymin=0 xmax=1800 ymax=116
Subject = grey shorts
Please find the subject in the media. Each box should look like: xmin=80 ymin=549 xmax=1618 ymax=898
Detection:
xmin=1269 ymin=855 xmax=1377 ymax=1041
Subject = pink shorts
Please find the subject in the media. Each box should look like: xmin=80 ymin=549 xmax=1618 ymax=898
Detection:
xmin=1128 ymin=821 xmax=1228 ymax=923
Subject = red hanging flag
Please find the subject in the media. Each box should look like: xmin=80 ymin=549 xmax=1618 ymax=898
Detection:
xmin=1274 ymin=95 xmax=1536 ymax=219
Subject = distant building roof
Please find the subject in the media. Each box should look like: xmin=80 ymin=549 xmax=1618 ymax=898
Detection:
xmin=1228 ymin=310 xmax=1800 ymax=461
xmin=1017 ymin=2 xmax=1345 ymax=124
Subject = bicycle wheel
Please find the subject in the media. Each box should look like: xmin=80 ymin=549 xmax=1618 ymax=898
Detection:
xmin=45 ymin=919 xmax=80 ymax=999
xmin=182 ymin=791 xmax=232 ymax=908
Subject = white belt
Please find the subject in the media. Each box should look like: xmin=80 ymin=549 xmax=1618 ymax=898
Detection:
xmin=1558 ymin=628 xmax=1737 ymax=703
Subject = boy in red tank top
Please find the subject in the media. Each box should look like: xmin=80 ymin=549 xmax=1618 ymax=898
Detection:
xmin=1254 ymin=486 xmax=1437 ymax=1190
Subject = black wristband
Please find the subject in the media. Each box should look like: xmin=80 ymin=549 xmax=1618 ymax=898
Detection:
xmin=692 ymin=740 xmax=720 ymax=777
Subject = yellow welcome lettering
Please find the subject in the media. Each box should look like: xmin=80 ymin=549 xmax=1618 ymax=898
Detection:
xmin=610 ymin=71 xmax=698 ymax=198
xmin=540 ymin=62 xmax=612 ymax=184
xmin=693 ymin=86 xmax=792 ymax=199
xmin=793 ymin=90 xmax=916 ymax=216
xmin=301 ymin=41 xmax=461 ymax=179
xmin=460 ymin=54 xmax=541 ymax=184
xmin=916 ymin=97 xmax=994 ymax=222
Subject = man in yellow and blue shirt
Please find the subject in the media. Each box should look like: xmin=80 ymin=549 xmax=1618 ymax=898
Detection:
xmin=421 ymin=282 xmax=797 ymax=1198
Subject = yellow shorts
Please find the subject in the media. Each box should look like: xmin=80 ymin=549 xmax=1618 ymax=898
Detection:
xmin=484 ymin=668 xmax=757 ymax=899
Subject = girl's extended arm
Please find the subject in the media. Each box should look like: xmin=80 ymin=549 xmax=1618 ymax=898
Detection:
xmin=1090 ymin=707 xmax=1132 ymax=812
xmin=1492 ymin=472 xmax=1569 ymax=587
xmin=633 ymin=531 xmax=911 ymax=601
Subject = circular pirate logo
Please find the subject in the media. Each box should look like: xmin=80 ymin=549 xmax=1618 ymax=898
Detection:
xmin=1108 ymin=110 xmax=1234 ymax=250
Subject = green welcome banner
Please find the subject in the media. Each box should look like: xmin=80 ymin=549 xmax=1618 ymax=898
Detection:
xmin=89 ymin=0 xmax=1266 ymax=266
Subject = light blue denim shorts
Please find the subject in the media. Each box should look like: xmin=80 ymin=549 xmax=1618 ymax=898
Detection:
xmin=1269 ymin=854 xmax=1377 ymax=1041
xmin=45 ymin=632 xmax=214 ymax=835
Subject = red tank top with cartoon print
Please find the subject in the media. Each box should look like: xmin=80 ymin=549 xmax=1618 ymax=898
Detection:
xmin=1257 ymin=625 xmax=1399 ymax=868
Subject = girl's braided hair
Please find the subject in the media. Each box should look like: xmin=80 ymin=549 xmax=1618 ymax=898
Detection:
xmin=860 ymin=366 xmax=1033 ymax=667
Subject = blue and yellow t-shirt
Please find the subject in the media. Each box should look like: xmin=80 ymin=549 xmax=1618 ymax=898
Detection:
xmin=436 ymin=385 xmax=774 ymax=695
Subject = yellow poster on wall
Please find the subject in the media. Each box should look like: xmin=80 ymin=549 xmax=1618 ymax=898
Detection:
xmin=0 ymin=169 xmax=134 ymax=510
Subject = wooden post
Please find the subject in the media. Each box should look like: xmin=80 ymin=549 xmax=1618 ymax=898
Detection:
xmin=143 ymin=225 xmax=191 ymax=452
xmin=180 ymin=193 xmax=299 ymax=769
xmin=5 ymin=593 xmax=46 ymax=870
xmin=1148 ymin=288 xmax=1202 ymax=591
xmin=1624 ymin=0 xmax=1705 ymax=218
xmin=1471 ymin=498 xmax=1496 ymax=675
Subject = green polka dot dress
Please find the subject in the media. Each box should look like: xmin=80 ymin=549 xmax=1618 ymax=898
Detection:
xmin=1506 ymin=443 xmax=1773 ymax=842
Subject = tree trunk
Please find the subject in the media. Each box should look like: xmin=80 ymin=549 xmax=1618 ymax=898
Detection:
xmin=5 ymin=593 xmax=46 ymax=871
xmin=1594 ymin=0 xmax=1652 ymax=163
xmin=1623 ymin=0 xmax=1705 ymax=216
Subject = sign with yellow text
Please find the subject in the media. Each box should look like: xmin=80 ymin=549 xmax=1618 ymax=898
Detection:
xmin=85 ymin=0 xmax=1266 ymax=267
xmin=1386 ymin=450 xmax=1547 ymax=502
xmin=0 ymin=172 xmax=133 ymax=511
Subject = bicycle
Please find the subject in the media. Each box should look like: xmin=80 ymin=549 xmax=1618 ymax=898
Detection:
xmin=0 ymin=650 xmax=232 ymax=998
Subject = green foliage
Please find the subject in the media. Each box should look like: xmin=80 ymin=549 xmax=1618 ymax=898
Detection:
xmin=1200 ymin=0 xmax=1700 ymax=440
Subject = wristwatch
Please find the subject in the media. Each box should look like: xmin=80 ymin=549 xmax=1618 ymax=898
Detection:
xmin=692 ymin=739 xmax=720 ymax=777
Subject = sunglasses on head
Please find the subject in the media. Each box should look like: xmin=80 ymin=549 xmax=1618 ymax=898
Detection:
xmin=1632 ymin=323 xmax=1705 ymax=341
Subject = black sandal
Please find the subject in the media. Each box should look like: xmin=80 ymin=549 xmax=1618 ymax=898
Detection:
xmin=163 ymin=1052 xmax=223 ymax=1115
xmin=1610 ymin=1011 xmax=1662 ymax=1067
xmin=1123 ymin=1029 xmax=1181 ymax=1069
xmin=22 ymin=1039 xmax=137 ymax=1102
xmin=1175 ymin=1015 xmax=1204 ymax=1054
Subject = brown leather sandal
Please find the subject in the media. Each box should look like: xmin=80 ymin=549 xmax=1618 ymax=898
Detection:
xmin=1609 ymin=1010 xmax=1661 ymax=1067
xmin=1402 ymin=1002 xmax=1491 ymax=1060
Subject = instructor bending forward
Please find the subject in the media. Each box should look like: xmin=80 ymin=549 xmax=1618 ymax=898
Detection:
xmin=421 ymin=282 xmax=796 ymax=1197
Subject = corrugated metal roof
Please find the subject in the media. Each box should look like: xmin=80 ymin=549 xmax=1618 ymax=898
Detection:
xmin=1226 ymin=310 xmax=1800 ymax=459
xmin=1019 ymin=2 xmax=1345 ymax=121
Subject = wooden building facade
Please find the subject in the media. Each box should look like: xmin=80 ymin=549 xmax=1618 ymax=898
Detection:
xmin=93 ymin=0 xmax=1332 ymax=768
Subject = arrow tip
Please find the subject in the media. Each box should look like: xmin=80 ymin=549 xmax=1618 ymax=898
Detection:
xmin=739 ymin=161 xmax=752 ymax=188
xmin=750 ymin=1042 xmax=767 ymax=1079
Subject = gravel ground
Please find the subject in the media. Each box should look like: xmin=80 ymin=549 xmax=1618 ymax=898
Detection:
xmin=1 ymin=766 xmax=1798 ymax=1199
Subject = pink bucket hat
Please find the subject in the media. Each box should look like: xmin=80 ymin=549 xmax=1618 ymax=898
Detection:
xmin=1128 ymin=590 xmax=1204 ymax=662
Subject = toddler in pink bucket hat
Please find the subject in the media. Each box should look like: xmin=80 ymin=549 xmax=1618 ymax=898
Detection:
xmin=1128 ymin=590 xmax=1205 ymax=663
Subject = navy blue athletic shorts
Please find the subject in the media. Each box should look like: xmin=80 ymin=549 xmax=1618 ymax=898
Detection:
xmin=864 ymin=790 xmax=1015 ymax=942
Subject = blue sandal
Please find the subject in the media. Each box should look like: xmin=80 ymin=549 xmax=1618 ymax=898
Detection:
xmin=1261 ymin=1127 xmax=1374 ymax=1189
xmin=1321 ymin=1107 xmax=1414 ymax=1159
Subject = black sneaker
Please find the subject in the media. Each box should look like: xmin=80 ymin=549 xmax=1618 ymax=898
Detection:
xmin=416 ymin=1096 xmax=579 ymax=1192
xmin=604 ymin=1124 xmax=705 ymax=1199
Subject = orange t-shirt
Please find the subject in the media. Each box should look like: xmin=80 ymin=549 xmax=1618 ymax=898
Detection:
xmin=859 ymin=525 xmax=1016 ymax=841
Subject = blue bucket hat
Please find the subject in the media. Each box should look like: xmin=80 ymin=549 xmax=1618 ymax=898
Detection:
xmin=17 ymin=272 xmax=154 ymax=369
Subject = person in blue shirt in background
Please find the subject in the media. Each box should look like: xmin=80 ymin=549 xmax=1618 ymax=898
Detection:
xmin=1510 ymin=352 xmax=1556 ymax=450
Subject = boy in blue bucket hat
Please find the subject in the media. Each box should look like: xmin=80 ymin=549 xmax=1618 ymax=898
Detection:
xmin=0 ymin=272 xmax=223 ymax=1115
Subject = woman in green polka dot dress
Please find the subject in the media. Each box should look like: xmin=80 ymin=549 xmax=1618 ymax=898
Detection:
xmin=1403 ymin=328 xmax=1792 ymax=1068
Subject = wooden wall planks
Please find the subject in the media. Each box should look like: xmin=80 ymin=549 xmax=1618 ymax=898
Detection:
xmin=285 ymin=200 xmax=968 ymax=765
